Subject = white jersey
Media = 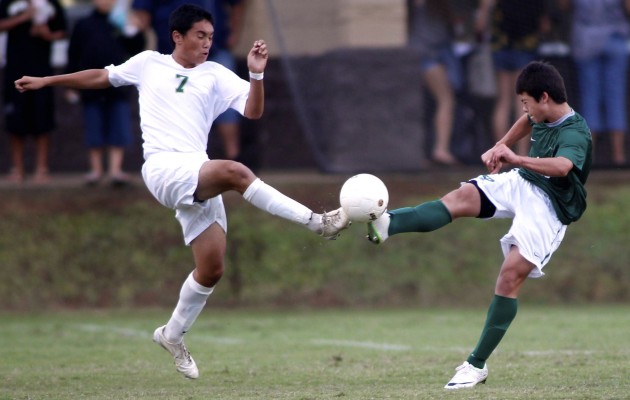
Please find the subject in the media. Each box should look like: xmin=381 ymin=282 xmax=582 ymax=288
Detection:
xmin=105 ymin=50 xmax=250 ymax=158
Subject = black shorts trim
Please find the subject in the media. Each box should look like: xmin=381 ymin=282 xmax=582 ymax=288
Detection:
xmin=469 ymin=179 xmax=496 ymax=219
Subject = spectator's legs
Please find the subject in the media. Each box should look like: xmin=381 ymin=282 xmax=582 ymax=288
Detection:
xmin=210 ymin=49 xmax=242 ymax=161
xmin=33 ymin=134 xmax=50 ymax=183
xmin=86 ymin=147 xmax=104 ymax=184
xmin=576 ymin=57 xmax=603 ymax=162
xmin=493 ymin=70 xmax=528 ymax=154
xmin=492 ymin=69 xmax=513 ymax=142
xmin=108 ymin=146 xmax=130 ymax=184
xmin=512 ymin=82 xmax=529 ymax=155
xmin=423 ymin=63 xmax=457 ymax=165
xmin=492 ymin=50 xmax=534 ymax=155
xmin=8 ymin=135 xmax=25 ymax=183
xmin=218 ymin=122 xmax=240 ymax=160
xmin=603 ymin=35 xmax=628 ymax=165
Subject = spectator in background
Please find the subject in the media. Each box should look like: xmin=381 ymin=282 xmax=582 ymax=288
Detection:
xmin=66 ymin=0 xmax=145 ymax=186
xmin=0 ymin=0 xmax=67 ymax=183
xmin=206 ymin=0 xmax=245 ymax=161
xmin=409 ymin=0 xmax=461 ymax=166
xmin=132 ymin=0 xmax=246 ymax=160
xmin=565 ymin=0 xmax=630 ymax=166
xmin=476 ymin=0 xmax=548 ymax=156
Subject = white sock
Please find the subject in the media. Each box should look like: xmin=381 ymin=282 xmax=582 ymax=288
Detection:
xmin=243 ymin=178 xmax=313 ymax=225
xmin=163 ymin=272 xmax=214 ymax=343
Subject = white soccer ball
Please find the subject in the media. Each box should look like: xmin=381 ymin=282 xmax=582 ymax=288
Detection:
xmin=339 ymin=173 xmax=389 ymax=223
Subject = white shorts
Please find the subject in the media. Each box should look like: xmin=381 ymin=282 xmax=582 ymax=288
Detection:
xmin=472 ymin=169 xmax=567 ymax=278
xmin=142 ymin=151 xmax=227 ymax=245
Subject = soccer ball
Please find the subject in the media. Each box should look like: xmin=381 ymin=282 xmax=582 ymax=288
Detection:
xmin=339 ymin=174 xmax=389 ymax=222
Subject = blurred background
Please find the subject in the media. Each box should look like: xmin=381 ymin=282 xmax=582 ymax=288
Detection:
xmin=0 ymin=0 xmax=606 ymax=176
xmin=2 ymin=0 xmax=630 ymax=310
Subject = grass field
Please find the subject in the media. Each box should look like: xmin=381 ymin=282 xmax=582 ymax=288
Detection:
xmin=1 ymin=306 xmax=629 ymax=399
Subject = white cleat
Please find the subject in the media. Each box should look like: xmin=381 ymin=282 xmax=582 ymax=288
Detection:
xmin=366 ymin=212 xmax=390 ymax=244
xmin=444 ymin=361 xmax=488 ymax=389
xmin=318 ymin=207 xmax=351 ymax=240
xmin=153 ymin=325 xmax=199 ymax=379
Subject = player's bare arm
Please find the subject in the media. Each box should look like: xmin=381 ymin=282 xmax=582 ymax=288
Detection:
xmin=15 ymin=69 xmax=111 ymax=93
xmin=496 ymin=113 xmax=532 ymax=147
xmin=226 ymin=2 xmax=245 ymax=49
xmin=482 ymin=114 xmax=532 ymax=173
xmin=243 ymin=40 xmax=268 ymax=119
xmin=489 ymin=143 xmax=573 ymax=177
xmin=505 ymin=151 xmax=574 ymax=177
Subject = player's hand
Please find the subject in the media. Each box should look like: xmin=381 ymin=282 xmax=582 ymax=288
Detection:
xmin=481 ymin=145 xmax=503 ymax=174
xmin=15 ymin=76 xmax=45 ymax=92
xmin=485 ymin=144 xmax=522 ymax=173
xmin=247 ymin=39 xmax=268 ymax=73
xmin=481 ymin=147 xmax=496 ymax=173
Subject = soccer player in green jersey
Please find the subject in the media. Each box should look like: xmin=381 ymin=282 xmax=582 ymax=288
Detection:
xmin=367 ymin=61 xmax=592 ymax=389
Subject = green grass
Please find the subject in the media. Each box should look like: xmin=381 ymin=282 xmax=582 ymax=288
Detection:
xmin=1 ymin=306 xmax=629 ymax=399
xmin=4 ymin=175 xmax=630 ymax=309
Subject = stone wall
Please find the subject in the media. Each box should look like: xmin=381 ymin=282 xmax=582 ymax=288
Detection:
xmin=233 ymin=0 xmax=407 ymax=57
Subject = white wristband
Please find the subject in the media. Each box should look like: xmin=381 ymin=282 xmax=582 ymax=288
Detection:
xmin=249 ymin=71 xmax=264 ymax=80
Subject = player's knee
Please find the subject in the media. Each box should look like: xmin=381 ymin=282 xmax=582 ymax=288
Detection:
xmin=223 ymin=160 xmax=255 ymax=189
xmin=442 ymin=184 xmax=482 ymax=218
xmin=496 ymin=268 xmax=527 ymax=296
xmin=195 ymin=263 xmax=225 ymax=287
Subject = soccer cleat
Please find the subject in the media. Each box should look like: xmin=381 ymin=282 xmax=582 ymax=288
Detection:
xmin=319 ymin=207 xmax=351 ymax=240
xmin=153 ymin=325 xmax=199 ymax=379
xmin=444 ymin=361 xmax=488 ymax=389
xmin=366 ymin=212 xmax=390 ymax=244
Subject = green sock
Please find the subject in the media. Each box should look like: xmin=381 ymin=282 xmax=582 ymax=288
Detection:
xmin=467 ymin=295 xmax=518 ymax=369
xmin=388 ymin=200 xmax=452 ymax=235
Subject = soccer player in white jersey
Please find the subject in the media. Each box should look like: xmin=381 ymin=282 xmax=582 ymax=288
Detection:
xmin=15 ymin=4 xmax=350 ymax=379
xmin=367 ymin=61 xmax=592 ymax=389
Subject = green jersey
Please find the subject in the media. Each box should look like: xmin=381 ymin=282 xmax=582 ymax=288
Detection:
xmin=519 ymin=111 xmax=592 ymax=225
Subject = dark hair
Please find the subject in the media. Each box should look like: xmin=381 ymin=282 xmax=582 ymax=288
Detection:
xmin=168 ymin=4 xmax=214 ymax=48
xmin=515 ymin=61 xmax=568 ymax=103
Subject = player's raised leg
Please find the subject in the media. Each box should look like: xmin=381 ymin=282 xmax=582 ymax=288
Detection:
xmin=196 ymin=160 xmax=351 ymax=239
xmin=367 ymin=183 xmax=482 ymax=244
xmin=366 ymin=199 xmax=453 ymax=244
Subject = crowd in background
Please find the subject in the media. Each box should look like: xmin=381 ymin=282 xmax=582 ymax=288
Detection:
xmin=0 ymin=0 xmax=245 ymax=185
xmin=1 ymin=0 xmax=630 ymax=184
xmin=410 ymin=0 xmax=630 ymax=168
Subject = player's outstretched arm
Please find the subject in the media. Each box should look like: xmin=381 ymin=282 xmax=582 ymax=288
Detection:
xmin=243 ymin=40 xmax=268 ymax=119
xmin=15 ymin=69 xmax=111 ymax=93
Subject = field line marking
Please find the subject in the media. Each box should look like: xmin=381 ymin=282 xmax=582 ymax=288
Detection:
xmin=76 ymin=323 xmax=150 ymax=339
xmin=312 ymin=339 xmax=411 ymax=351
xmin=521 ymin=350 xmax=597 ymax=356
xmin=70 ymin=325 xmax=609 ymax=356
xmin=74 ymin=323 xmax=243 ymax=345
